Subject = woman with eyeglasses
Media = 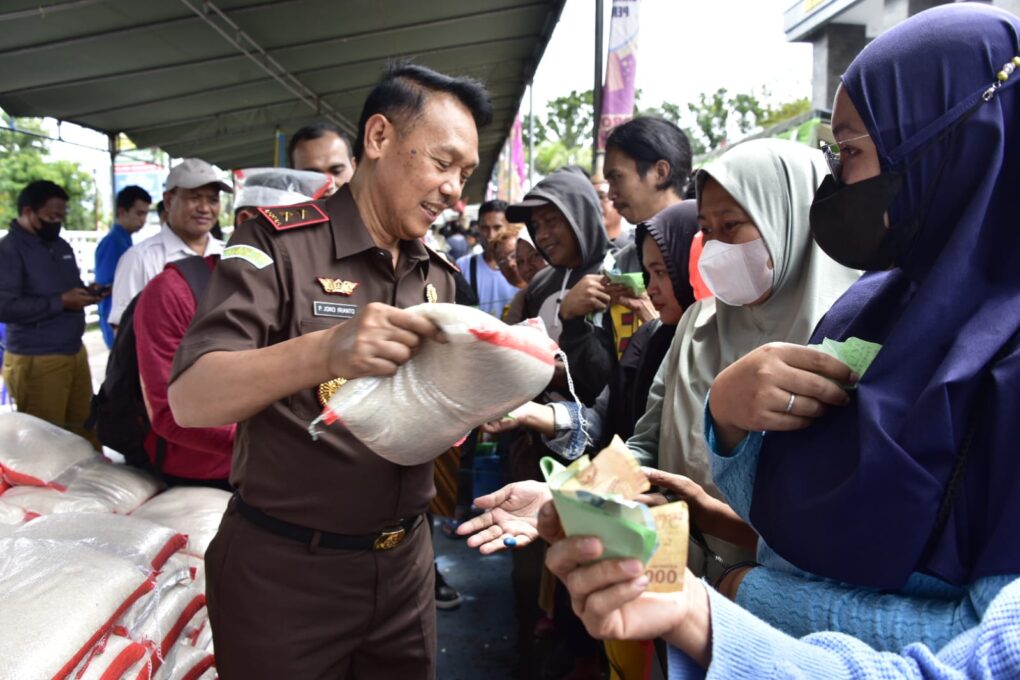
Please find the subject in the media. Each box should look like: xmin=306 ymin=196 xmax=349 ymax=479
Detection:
xmin=540 ymin=4 xmax=1020 ymax=675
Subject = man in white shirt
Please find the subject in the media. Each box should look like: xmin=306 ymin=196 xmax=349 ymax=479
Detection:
xmin=455 ymin=200 xmax=520 ymax=317
xmin=108 ymin=158 xmax=231 ymax=327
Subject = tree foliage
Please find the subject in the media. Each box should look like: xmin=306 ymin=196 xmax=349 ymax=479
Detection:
xmin=524 ymin=87 xmax=812 ymax=172
xmin=524 ymin=89 xmax=596 ymax=175
xmin=0 ymin=113 xmax=98 ymax=230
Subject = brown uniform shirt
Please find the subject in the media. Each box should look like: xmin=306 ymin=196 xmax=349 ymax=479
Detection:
xmin=170 ymin=186 xmax=456 ymax=534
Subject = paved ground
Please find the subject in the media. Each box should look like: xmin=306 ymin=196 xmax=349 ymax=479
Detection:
xmin=435 ymin=528 xmax=517 ymax=680
xmin=85 ymin=329 xmax=520 ymax=679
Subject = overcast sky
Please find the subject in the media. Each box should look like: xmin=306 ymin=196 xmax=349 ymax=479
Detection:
xmin=528 ymin=0 xmax=813 ymax=114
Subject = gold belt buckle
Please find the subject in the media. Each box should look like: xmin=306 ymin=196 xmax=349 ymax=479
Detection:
xmin=373 ymin=526 xmax=407 ymax=551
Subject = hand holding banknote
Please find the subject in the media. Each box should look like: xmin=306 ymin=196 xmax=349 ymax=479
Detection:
xmin=539 ymin=501 xmax=712 ymax=664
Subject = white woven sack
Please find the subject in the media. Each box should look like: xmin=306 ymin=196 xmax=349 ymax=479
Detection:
xmin=132 ymin=582 xmax=207 ymax=676
xmin=0 ymin=499 xmax=29 ymax=526
xmin=191 ymin=621 xmax=214 ymax=653
xmin=155 ymin=641 xmax=215 ymax=680
xmin=59 ymin=459 xmax=164 ymax=513
xmin=16 ymin=512 xmax=186 ymax=572
xmin=131 ymin=487 xmax=231 ymax=557
xmin=0 ymin=537 xmax=152 ymax=680
xmin=0 ymin=412 xmax=99 ymax=488
xmin=117 ymin=555 xmax=192 ymax=639
xmin=76 ymin=634 xmax=151 ymax=680
xmin=1 ymin=486 xmax=109 ymax=516
xmin=312 ymin=303 xmax=558 ymax=465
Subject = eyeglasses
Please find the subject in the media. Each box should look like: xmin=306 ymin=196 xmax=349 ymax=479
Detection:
xmin=818 ymin=133 xmax=871 ymax=181
xmin=497 ymin=254 xmax=517 ymax=268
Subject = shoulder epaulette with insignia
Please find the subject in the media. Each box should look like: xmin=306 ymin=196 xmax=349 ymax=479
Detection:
xmin=257 ymin=202 xmax=329 ymax=231
xmin=424 ymin=242 xmax=460 ymax=273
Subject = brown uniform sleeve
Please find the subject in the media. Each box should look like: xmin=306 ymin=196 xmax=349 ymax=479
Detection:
xmin=169 ymin=219 xmax=289 ymax=384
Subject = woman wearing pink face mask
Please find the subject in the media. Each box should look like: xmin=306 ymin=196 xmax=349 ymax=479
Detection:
xmin=463 ymin=139 xmax=860 ymax=576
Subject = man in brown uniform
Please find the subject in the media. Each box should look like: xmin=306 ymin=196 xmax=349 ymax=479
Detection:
xmin=167 ymin=64 xmax=492 ymax=679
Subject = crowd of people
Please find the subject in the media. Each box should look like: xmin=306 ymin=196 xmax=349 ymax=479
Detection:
xmin=0 ymin=3 xmax=1017 ymax=678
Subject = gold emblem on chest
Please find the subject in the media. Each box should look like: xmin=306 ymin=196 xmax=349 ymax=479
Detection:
xmin=317 ymin=277 xmax=359 ymax=295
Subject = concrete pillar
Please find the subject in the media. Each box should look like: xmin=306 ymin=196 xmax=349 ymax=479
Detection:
xmin=810 ymin=23 xmax=870 ymax=110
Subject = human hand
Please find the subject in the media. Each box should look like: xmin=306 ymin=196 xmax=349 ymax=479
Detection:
xmin=86 ymin=283 xmax=112 ymax=298
xmin=608 ymin=285 xmax=658 ymax=323
xmin=641 ymin=467 xmax=758 ymax=551
xmin=325 ymin=302 xmax=444 ymax=379
xmin=715 ymin=564 xmax=755 ymax=600
xmin=481 ymin=402 xmax=555 ymax=437
xmin=62 ymin=287 xmax=101 ymax=311
xmin=541 ymin=502 xmax=698 ymax=644
xmin=559 ymin=274 xmax=611 ymax=320
xmin=637 ymin=467 xmax=710 ymax=509
xmin=708 ymin=342 xmax=857 ymax=452
xmin=456 ymin=480 xmax=552 ymax=554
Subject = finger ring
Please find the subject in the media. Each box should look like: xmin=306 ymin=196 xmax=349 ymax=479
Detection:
xmin=785 ymin=392 xmax=796 ymax=415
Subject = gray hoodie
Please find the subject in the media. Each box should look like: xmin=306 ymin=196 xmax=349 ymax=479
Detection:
xmin=508 ymin=167 xmax=614 ymax=405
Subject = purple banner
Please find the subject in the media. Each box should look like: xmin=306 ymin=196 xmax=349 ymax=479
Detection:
xmin=598 ymin=0 xmax=641 ymax=150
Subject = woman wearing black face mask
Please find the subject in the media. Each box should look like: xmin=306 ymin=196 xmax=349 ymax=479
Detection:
xmin=702 ymin=1 xmax=1020 ymax=652
xmin=524 ymin=7 xmax=1020 ymax=677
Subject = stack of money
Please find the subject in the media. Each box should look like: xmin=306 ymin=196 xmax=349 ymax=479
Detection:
xmin=541 ymin=436 xmax=688 ymax=592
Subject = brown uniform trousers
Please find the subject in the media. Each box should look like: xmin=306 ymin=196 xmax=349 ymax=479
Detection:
xmin=206 ymin=503 xmax=436 ymax=680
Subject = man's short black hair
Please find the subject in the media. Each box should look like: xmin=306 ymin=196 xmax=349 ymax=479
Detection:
xmin=606 ymin=117 xmax=692 ymax=196
xmin=17 ymin=180 xmax=68 ymax=214
xmin=478 ymin=199 xmax=508 ymax=218
xmin=288 ymin=123 xmax=354 ymax=166
xmin=116 ymin=185 xmax=152 ymax=213
xmin=156 ymin=200 xmax=166 ymax=216
xmin=354 ymin=63 xmax=493 ymax=161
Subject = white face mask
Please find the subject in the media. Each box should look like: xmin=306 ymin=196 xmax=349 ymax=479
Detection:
xmin=697 ymin=237 xmax=774 ymax=306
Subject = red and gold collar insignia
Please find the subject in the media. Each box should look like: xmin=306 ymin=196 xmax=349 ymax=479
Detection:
xmin=257 ymin=203 xmax=329 ymax=231
xmin=317 ymin=277 xmax=359 ymax=295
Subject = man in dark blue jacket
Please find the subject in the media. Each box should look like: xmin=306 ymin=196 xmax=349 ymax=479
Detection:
xmin=0 ymin=180 xmax=102 ymax=447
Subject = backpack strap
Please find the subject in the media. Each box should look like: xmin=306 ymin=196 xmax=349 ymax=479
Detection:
xmin=469 ymin=254 xmax=479 ymax=301
xmin=166 ymin=255 xmax=216 ymax=303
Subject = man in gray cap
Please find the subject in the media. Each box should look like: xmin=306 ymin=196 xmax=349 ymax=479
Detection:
xmin=108 ymin=158 xmax=231 ymax=330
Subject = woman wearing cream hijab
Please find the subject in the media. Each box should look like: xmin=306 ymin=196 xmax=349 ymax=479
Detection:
xmin=460 ymin=138 xmax=860 ymax=572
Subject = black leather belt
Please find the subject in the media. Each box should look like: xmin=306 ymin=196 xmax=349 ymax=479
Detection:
xmin=232 ymin=494 xmax=420 ymax=551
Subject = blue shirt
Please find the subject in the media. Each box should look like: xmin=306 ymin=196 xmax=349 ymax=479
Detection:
xmin=703 ymin=399 xmax=1013 ymax=652
xmin=94 ymin=223 xmax=133 ymax=348
xmin=455 ymin=252 xmax=520 ymax=317
xmin=668 ymin=577 xmax=1020 ymax=678
xmin=0 ymin=220 xmax=85 ymax=355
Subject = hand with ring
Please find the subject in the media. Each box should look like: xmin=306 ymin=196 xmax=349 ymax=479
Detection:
xmin=708 ymin=342 xmax=858 ymax=452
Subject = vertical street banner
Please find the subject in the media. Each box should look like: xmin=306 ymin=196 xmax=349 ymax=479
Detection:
xmin=489 ymin=114 xmax=527 ymax=202
xmin=597 ymin=0 xmax=641 ymax=150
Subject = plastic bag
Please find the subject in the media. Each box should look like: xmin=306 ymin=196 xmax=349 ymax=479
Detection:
xmin=131 ymin=582 xmax=207 ymax=677
xmin=158 ymin=641 xmax=215 ymax=680
xmin=131 ymin=487 xmax=231 ymax=557
xmin=76 ymin=634 xmax=151 ymax=680
xmin=0 ymin=413 xmax=99 ymax=488
xmin=59 ymin=458 xmax=164 ymax=514
xmin=16 ymin=512 xmax=186 ymax=572
xmin=312 ymin=303 xmax=558 ymax=465
xmin=1 ymin=486 xmax=110 ymax=516
xmin=0 ymin=499 xmax=30 ymax=526
xmin=0 ymin=537 xmax=153 ymax=680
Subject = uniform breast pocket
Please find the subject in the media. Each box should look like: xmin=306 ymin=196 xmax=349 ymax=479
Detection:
xmin=288 ymin=318 xmax=344 ymax=420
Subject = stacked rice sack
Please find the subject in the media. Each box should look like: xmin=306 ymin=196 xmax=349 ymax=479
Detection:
xmin=0 ymin=413 xmax=229 ymax=679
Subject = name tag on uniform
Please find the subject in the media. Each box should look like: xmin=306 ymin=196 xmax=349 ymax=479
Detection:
xmin=313 ymin=301 xmax=358 ymax=319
